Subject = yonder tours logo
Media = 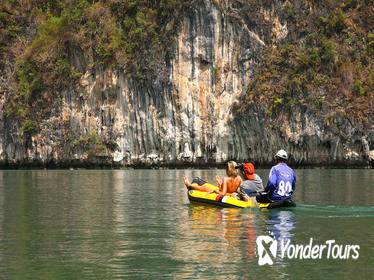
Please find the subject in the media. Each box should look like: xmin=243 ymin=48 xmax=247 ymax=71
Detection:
xmin=256 ymin=236 xmax=277 ymax=265
xmin=256 ymin=235 xmax=360 ymax=265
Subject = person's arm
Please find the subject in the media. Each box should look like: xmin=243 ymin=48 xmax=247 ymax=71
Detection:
xmin=221 ymin=177 xmax=228 ymax=195
xmin=206 ymin=177 xmax=228 ymax=195
xmin=215 ymin=176 xmax=222 ymax=190
xmin=266 ymin=173 xmax=277 ymax=193
xmin=206 ymin=189 xmax=219 ymax=195
xmin=257 ymin=175 xmax=265 ymax=192
xmin=268 ymin=166 xmax=275 ymax=178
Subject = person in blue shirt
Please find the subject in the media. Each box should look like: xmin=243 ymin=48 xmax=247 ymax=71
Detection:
xmin=256 ymin=149 xmax=296 ymax=203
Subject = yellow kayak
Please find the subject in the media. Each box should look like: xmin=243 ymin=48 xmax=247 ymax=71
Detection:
xmin=187 ymin=182 xmax=270 ymax=209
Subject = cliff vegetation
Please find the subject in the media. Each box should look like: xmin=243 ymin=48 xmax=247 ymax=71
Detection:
xmin=238 ymin=0 xmax=373 ymax=128
xmin=1 ymin=0 xmax=193 ymax=131
xmin=0 ymin=0 xmax=373 ymax=167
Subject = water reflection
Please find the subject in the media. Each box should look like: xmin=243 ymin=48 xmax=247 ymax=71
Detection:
xmin=261 ymin=210 xmax=296 ymax=243
xmin=0 ymin=169 xmax=373 ymax=279
xmin=185 ymin=205 xmax=260 ymax=265
xmin=260 ymin=209 xmax=296 ymax=269
xmin=182 ymin=204 xmax=298 ymax=277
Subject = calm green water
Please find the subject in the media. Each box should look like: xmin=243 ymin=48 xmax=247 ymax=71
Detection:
xmin=0 ymin=169 xmax=373 ymax=279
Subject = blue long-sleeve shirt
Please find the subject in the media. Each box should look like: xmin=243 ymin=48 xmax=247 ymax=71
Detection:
xmin=265 ymin=163 xmax=296 ymax=201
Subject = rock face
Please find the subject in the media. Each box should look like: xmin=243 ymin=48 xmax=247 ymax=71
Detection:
xmin=0 ymin=0 xmax=373 ymax=168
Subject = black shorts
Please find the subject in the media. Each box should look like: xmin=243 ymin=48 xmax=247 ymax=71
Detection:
xmin=256 ymin=193 xmax=272 ymax=203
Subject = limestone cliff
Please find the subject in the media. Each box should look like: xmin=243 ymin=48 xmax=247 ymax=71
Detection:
xmin=0 ymin=0 xmax=373 ymax=168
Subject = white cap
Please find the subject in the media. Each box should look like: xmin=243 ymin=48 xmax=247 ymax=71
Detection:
xmin=275 ymin=149 xmax=288 ymax=160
